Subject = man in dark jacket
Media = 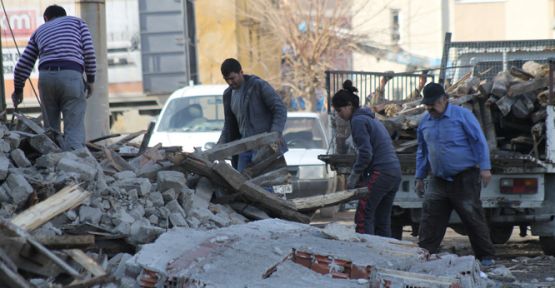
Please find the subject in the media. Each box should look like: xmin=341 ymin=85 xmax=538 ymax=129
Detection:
xmin=218 ymin=58 xmax=288 ymax=171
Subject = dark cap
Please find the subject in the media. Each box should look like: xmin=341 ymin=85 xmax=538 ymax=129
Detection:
xmin=421 ymin=82 xmax=446 ymax=105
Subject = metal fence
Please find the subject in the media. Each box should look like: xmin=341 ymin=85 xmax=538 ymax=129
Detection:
xmin=439 ymin=33 xmax=555 ymax=83
xmin=325 ymin=71 xmax=435 ymax=113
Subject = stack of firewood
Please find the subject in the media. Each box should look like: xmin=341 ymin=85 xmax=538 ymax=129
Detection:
xmin=375 ymin=61 xmax=552 ymax=158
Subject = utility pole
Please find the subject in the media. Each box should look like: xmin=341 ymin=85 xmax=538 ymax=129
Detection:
xmin=77 ymin=0 xmax=110 ymax=141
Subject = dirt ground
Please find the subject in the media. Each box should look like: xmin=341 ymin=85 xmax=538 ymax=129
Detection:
xmin=312 ymin=210 xmax=555 ymax=287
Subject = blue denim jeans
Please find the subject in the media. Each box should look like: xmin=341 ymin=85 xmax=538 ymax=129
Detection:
xmin=38 ymin=69 xmax=86 ymax=150
xmin=237 ymin=150 xmax=255 ymax=173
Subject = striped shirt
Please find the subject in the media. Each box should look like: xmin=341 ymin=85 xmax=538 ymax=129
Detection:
xmin=14 ymin=16 xmax=96 ymax=92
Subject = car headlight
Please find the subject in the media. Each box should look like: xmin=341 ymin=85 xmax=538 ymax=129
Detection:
xmin=298 ymin=165 xmax=326 ymax=179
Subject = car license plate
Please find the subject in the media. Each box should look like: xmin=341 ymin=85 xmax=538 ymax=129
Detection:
xmin=273 ymin=184 xmax=293 ymax=194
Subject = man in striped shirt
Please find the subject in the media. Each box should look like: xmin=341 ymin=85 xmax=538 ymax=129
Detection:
xmin=12 ymin=5 xmax=96 ymax=150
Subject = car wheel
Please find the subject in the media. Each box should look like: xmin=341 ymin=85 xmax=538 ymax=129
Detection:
xmin=539 ymin=236 xmax=555 ymax=255
xmin=391 ymin=224 xmax=403 ymax=240
xmin=489 ymin=225 xmax=513 ymax=244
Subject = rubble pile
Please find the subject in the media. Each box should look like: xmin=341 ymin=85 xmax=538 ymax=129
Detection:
xmin=0 ymin=116 xmax=252 ymax=286
xmin=0 ymin=115 xmax=493 ymax=287
xmin=376 ymin=61 xmax=553 ymax=160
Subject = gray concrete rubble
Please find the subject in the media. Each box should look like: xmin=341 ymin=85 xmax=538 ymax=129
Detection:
xmin=125 ymin=219 xmax=486 ymax=288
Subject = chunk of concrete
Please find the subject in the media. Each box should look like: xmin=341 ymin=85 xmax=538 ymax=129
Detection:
xmin=4 ymin=173 xmax=34 ymax=206
xmin=0 ymin=154 xmax=10 ymax=180
xmin=57 ymin=157 xmax=97 ymax=181
xmin=157 ymin=171 xmax=187 ymax=191
xmin=4 ymin=132 xmax=21 ymax=150
xmin=128 ymin=218 xmax=164 ymax=244
xmin=115 ymin=178 xmax=152 ymax=197
xmin=162 ymin=188 xmax=176 ymax=203
xmin=169 ymin=212 xmax=188 ymax=227
xmin=114 ymin=170 xmax=137 ymax=180
xmin=178 ymin=188 xmax=194 ymax=212
xmin=79 ymin=206 xmax=103 ymax=225
xmin=0 ymin=139 xmax=11 ymax=153
xmin=165 ymin=200 xmax=187 ymax=218
xmin=148 ymin=192 xmax=165 ymax=207
xmin=10 ymin=149 xmax=31 ymax=168
xmin=29 ymin=134 xmax=61 ymax=154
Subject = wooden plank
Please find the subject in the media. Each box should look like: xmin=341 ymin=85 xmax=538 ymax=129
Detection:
xmin=248 ymin=167 xmax=290 ymax=187
xmin=292 ymin=188 xmax=368 ymax=211
xmin=102 ymin=146 xmax=135 ymax=172
xmin=108 ymin=130 xmax=146 ymax=149
xmin=491 ymin=71 xmax=511 ymax=97
xmin=0 ymin=219 xmax=81 ymax=278
xmin=202 ymin=132 xmax=279 ymax=161
xmin=212 ymin=162 xmax=295 ymax=209
xmin=65 ymin=249 xmax=106 ymax=277
xmin=508 ymin=77 xmax=547 ymax=98
xmin=35 ymin=235 xmax=95 ymax=249
xmin=11 ymin=184 xmax=90 ymax=231
xmin=212 ymin=162 xmax=310 ymax=223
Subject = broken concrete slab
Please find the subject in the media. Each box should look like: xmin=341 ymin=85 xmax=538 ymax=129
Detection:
xmin=114 ymin=178 xmax=152 ymax=197
xmin=79 ymin=206 xmax=103 ymax=225
xmin=130 ymin=220 xmax=484 ymax=288
xmin=10 ymin=149 xmax=31 ymax=168
xmin=157 ymin=171 xmax=187 ymax=192
xmin=0 ymin=154 xmax=10 ymax=180
xmin=4 ymin=173 xmax=34 ymax=207
xmin=29 ymin=134 xmax=61 ymax=154
xmin=4 ymin=132 xmax=21 ymax=150
xmin=57 ymin=157 xmax=98 ymax=181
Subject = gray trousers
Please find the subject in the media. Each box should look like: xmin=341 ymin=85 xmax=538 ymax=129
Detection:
xmin=418 ymin=168 xmax=495 ymax=260
xmin=38 ymin=70 xmax=86 ymax=150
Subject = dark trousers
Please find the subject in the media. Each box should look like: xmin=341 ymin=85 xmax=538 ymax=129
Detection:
xmin=355 ymin=171 xmax=400 ymax=237
xmin=418 ymin=168 xmax=495 ymax=259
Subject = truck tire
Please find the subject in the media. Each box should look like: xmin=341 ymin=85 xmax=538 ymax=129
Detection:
xmin=391 ymin=224 xmax=403 ymax=240
xmin=489 ymin=225 xmax=513 ymax=244
xmin=540 ymin=236 xmax=555 ymax=255
xmin=319 ymin=205 xmax=339 ymax=218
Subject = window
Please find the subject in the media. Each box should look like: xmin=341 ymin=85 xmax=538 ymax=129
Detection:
xmin=391 ymin=9 xmax=400 ymax=44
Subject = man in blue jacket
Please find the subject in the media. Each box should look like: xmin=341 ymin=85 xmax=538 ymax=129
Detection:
xmin=415 ymin=82 xmax=495 ymax=266
xmin=218 ymin=58 xmax=287 ymax=171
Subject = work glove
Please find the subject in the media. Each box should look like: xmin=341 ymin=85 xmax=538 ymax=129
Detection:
xmin=347 ymin=172 xmax=361 ymax=190
xmin=11 ymin=91 xmax=23 ymax=108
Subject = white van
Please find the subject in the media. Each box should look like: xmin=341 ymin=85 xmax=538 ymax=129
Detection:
xmin=148 ymin=84 xmax=227 ymax=152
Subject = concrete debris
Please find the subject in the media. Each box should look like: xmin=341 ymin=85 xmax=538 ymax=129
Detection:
xmin=126 ymin=220 xmax=485 ymax=288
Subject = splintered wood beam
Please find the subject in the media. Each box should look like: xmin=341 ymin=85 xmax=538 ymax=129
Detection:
xmin=65 ymin=249 xmax=106 ymax=277
xmin=11 ymin=184 xmax=90 ymax=231
xmin=202 ymin=132 xmax=279 ymax=161
xmin=212 ymin=162 xmax=310 ymax=223
xmin=0 ymin=219 xmax=81 ymax=278
xmin=508 ymin=77 xmax=547 ymax=98
xmin=292 ymin=187 xmax=368 ymax=211
xmin=248 ymin=167 xmax=290 ymax=187
xmin=108 ymin=130 xmax=146 ymax=148
xmin=35 ymin=235 xmax=95 ymax=250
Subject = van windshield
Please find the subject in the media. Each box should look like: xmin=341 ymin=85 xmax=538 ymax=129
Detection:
xmin=157 ymin=95 xmax=224 ymax=132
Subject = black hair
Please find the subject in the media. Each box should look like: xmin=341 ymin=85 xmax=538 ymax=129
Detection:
xmin=44 ymin=5 xmax=67 ymax=20
xmin=332 ymin=80 xmax=360 ymax=109
xmin=221 ymin=58 xmax=242 ymax=77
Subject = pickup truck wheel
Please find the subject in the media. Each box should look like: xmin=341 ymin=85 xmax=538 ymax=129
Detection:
xmin=320 ymin=205 xmax=339 ymax=218
xmin=490 ymin=225 xmax=513 ymax=244
xmin=391 ymin=224 xmax=403 ymax=240
xmin=540 ymin=236 xmax=555 ymax=255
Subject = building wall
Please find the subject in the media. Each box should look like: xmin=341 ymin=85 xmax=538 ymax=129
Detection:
xmin=452 ymin=0 xmax=554 ymax=41
xmin=195 ymin=0 xmax=281 ymax=86
xmin=352 ymin=0 xmax=445 ymax=72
